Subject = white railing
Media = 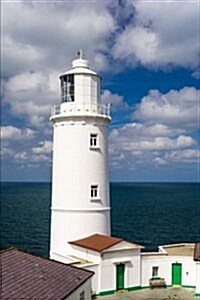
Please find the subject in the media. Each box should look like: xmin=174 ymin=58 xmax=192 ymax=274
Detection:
xmin=50 ymin=103 xmax=111 ymax=118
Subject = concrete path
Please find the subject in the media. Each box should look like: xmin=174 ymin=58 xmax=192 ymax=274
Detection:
xmin=98 ymin=287 xmax=199 ymax=300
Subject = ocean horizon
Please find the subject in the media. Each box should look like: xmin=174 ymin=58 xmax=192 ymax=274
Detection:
xmin=1 ymin=181 xmax=199 ymax=258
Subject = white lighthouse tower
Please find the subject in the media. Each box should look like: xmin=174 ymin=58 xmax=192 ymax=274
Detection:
xmin=50 ymin=51 xmax=111 ymax=260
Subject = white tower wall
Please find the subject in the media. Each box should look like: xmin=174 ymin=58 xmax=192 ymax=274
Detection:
xmin=51 ymin=124 xmax=109 ymax=209
xmin=50 ymin=55 xmax=111 ymax=259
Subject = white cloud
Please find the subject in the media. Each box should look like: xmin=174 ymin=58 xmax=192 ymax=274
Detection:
xmin=109 ymin=85 xmax=199 ymax=171
xmin=113 ymin=26 xmax=158 ymax=65
xmin=133 ymin=87 xmax=199 ymax=129
xmin=12 ymin=150 xmax=51 ymax=164
xmin=164 ymin=149 xmax=200 ymax=164
xmin=1 ymin=146 xmax=14 ymax=157
xmin=2 ymin=36 xmax=46 ymax=77
xmin=31 ymin=153 xmax=51 ymax=163
xmin=32 ymin=141 xmax=52 ymax=154
xmin=3 ymin=1 xmax=198 ymax=79
xmin=1 ymin=1 xmax=115 ymax=77
xmin=154 ymin=149 xmax=200 ymax=166
xmin=3 ymin=71 xmax=60 ymax=126
xmin=110 ymin=125 xmax=195 ymax=152
xmin=192 ymin=69 xmax=200 ymax=79
xmin=154 ymin=157 xmax=166 ymax=166
xmin=1 ymin=126 xmax=52 ymax=167
xmin=93 ymin=53 xmax=110 ymax=72
xmin=101 ymin=90 xmax=128 ymax=111
xmin=1 ymin=126 xmax=35 ymax=140
xmin=14 ymin=151 xmax=28 ymax=161
xmin=112 ymin=1 xmax=199 ymax=70
xmin=109 ymin=127 xmax=198 ymax=169
xmin=110 ymin=122 xmax=186 ymax=143
xmin=2 ymin=141 xmax=52 ymax=165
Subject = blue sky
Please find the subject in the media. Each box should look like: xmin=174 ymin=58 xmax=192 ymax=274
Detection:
xmin=1 ymin=0 xmax=200 ymax=182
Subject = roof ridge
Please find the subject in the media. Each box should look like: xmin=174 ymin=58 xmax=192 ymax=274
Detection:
xmin=0 ymin=247 xmax=94 ymax=275
xmin=0 ymin=247 xmax=17 ymax=254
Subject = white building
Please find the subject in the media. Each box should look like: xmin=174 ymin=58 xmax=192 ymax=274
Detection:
xmin=69 ymin=238 xmax=198 ymax=296
xmin=141 ymin=244 xmax=197 ymax=287
xmin=49 ymin=52 xmax=200 ymax=297
xmin=69 ymin=233 xmax=144 ymax=296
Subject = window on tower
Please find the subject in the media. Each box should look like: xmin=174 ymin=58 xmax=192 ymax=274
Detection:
xmin=91 ymin=185 xmax=99 ymax=200
xmin=90 ymin=133 xmax=99 ymax=149
xmin=60 ymin=74 xmax=74 ymax=103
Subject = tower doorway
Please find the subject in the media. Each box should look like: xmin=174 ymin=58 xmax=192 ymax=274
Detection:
xmin=116 ymin=264 xmax=125 ymax=290
xmin=172 ymin=263 xmax=182 ymax=285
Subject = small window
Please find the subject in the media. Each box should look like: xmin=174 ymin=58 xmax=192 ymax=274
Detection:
xmin=90 ymin=133 xmax=99 ymax=148
xmin=91 ymin=185 xmax=99 ymax=199
xmin=152 ymin=266 xmax=159 ymax=278
xmin=79 ymin=291 xmax=85 ymax=300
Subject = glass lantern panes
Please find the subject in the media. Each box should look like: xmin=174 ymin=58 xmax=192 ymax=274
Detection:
xmin=60 ymin=74 xmax=74 ymax=103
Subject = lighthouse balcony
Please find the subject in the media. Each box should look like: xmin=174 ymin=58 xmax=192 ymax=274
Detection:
xmin=50 ymin=103 xmax=111 ymax=119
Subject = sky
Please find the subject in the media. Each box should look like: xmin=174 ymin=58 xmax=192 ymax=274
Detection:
xmin=1 ymin=0 xmax=200 ymax=182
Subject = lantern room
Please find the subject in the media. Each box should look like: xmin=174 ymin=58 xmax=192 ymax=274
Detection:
xmin=59 ymin=51 xmax=100 ymax=106
xmin=50 ymin=51 xmax=110 ymax=119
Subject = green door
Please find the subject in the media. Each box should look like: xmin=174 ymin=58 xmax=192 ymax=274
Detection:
xmin=172 ymin=263 xmax=182 ymax=285
xmin=116 ymin=264 xmax=125 ymax=290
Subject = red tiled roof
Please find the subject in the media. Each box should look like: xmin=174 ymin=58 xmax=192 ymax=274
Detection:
xmin=1 ymin=248 xmax=93 ymax=300
xmin=194 ymin=243 xmax=200 ymax=261
xmin=69 ymin=233 xmax=123 ymax=252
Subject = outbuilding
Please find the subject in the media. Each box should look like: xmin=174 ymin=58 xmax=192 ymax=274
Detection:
xmin=141 ymin=243 xmax=197 ymax=290
xmin=1 ymin=248 xmax=94 ymax=300
xmin=69 ymin=233 xmax=144 ymax=296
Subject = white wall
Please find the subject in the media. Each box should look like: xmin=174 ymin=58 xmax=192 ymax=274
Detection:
xmin=195 ymin=262 xmax=200 ymax=295
xmin=69 ymin=246 xmax=142 ymax=294
xmin=100 ymin=249 xmax=141 ymax=292
xmin=68 ymin=245 xmax=101 ymax=294
xmin=65 ymin=277 xmax=92 ymax=300
xmin=70 ymin=245 xmax=101 ymax=264
xmin=141 ymin=254 xmax=196 ymax=287
xmin=83 ymin=264 xmax=100 ymax=295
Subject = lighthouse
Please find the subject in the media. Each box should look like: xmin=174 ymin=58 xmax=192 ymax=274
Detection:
xmin=50 ymin=51 xmax=111 ymax=260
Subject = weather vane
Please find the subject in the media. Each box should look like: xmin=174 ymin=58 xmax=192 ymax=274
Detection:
xmin=77 ymin=49 xmax=83 ymax=59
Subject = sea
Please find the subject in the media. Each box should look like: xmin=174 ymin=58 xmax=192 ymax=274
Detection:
xmin=1 ymin=182 xmax=200 ymax=258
